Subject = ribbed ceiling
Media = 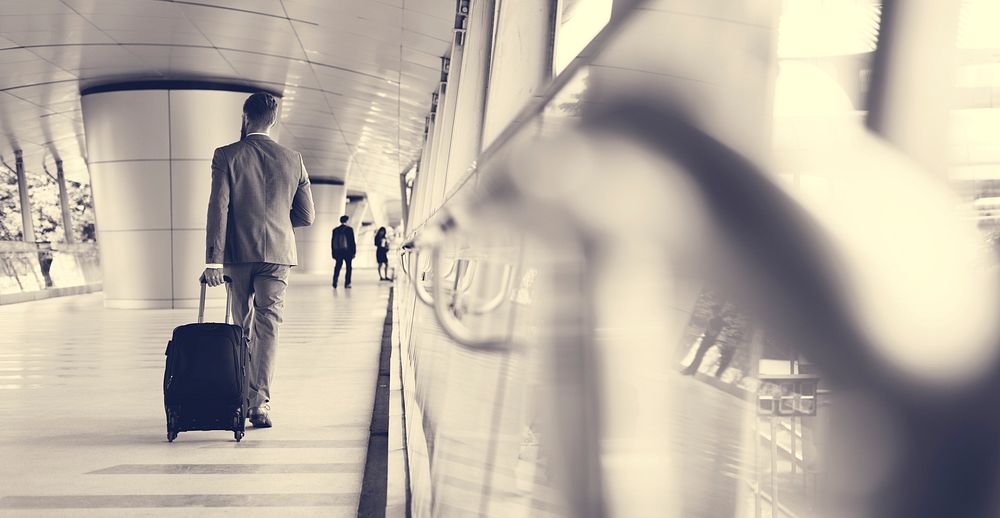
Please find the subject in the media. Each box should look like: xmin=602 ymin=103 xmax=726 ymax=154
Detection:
xmin=0 ymin=0 xmax=455 ymax=199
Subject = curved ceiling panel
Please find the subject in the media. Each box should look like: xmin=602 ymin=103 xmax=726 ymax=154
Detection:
xmin=0 ymin=0 xmax=454 ymax=200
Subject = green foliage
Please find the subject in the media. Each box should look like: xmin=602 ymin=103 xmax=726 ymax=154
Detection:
xmin=0 ymin=167 xmax=95 ymax=243
xmin=0 ymin=169 xmax=23 ymax=240
xmin=28 ymin=171 xmax=63 ymax=243
xmin=67 ymin=180 xmax=96 ymax=242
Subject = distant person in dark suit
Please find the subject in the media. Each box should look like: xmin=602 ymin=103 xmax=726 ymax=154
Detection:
xmin=374 ymin=226 xmax=391 ymax=281
xmin=331 ymin=215 xmax=356 ymax=288
xmin=203 ymin=91 xmax=315 ymax=429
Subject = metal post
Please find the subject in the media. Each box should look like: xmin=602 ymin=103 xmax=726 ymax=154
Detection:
xmin=770 ymin=417 xmax=779 ymax=516
xmin=399 ymin=166 xmax=411 ymax=230
xmin=14 ymin=150 xmax=36 ymax=243
xmin=789 ymin=359 xmax=798 ymax=481
xmin=789 ymin=417 xmax=798 ymax=481
xmin=55 ymin=160 xmax=75 ymax=244
xmin=754 ymin=416 xmax=762 ymax=518
xmin=397 ymin=159 xmax=417 ymax=231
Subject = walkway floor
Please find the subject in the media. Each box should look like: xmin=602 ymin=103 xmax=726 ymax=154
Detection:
xmin=0 ymin=272 xmax=391 ymax=517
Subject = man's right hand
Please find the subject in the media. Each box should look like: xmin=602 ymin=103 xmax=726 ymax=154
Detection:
xmin=202 ymin=268 xmax=225 ymax=287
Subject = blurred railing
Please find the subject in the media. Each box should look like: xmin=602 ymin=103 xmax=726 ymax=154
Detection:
xmin=0 ymin=241 xmax=101 ymax=304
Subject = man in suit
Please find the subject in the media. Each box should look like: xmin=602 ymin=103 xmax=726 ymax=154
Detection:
xmin=331 ymin=215 xmax=356 ymax=288
xmin=203 ymin=92 xmax=315 ymax=429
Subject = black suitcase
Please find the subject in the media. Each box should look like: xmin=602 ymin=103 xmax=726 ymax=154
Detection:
xmin=164 ymin=275 xmax=249 ymax=442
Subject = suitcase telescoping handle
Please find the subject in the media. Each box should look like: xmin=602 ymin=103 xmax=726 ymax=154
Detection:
xmin=197 ymin=274 xmax=233 ymax=324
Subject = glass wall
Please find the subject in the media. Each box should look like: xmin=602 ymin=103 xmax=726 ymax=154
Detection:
xmin=951 ymin=0 xmax=1000 ymax=244
xmin=0 ymin=157 xmax=99 ymax=298
xmin=553 ymin=0 xmax=614 ymax=75
xmin=0 ymin=160 xmax=95 ymax=244
xmin=397 ymin=0 xmax=1000 ymax=517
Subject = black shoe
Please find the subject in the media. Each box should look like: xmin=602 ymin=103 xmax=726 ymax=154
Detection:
xmin=248 ymin=405 xmax=273 ymax=428
xmin=345 ymin=284 xmax=352 ymax=289
xmin=332 ymin=284 xmax=337 ymax=288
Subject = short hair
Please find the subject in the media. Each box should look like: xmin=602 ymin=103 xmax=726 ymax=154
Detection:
xmin=340 ymin=215 xmax=349 ymax=223
xmin=243 ymin=92 xmax=278 ymax=127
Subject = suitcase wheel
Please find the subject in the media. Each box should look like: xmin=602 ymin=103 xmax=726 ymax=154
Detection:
xmin=166 ymin=408 xmax=178 ymax=443
xmin=234 ymin=431 xmax=244 ymax=442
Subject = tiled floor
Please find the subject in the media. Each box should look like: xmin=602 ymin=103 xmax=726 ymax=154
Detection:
xmin=0 ymin=272 xmax=391 ymax=517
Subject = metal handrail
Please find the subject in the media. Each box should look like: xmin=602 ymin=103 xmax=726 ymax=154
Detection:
xmin=430 ymin=243 xmax=511 ymax=350
xmin=399 ymin=250 xmax=410 ymax=276
xmin=403 ymin=0 xmax=650 ymax=241
xmin=404 ymin=249 xmax=435 ymax=306
xmin=440 ymin=257 xmax=459 ymax=281
xmin=463 ymin=263 xmax=514 ymax=315
xmin=456 ymin=259 xmax=477 ymax=293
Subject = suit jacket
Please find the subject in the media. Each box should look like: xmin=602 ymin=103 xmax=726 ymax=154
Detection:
xmin=331 ymin=224 xmax=356 ymax=259
xmin=206 ymin=134 xmax=315 ymax=265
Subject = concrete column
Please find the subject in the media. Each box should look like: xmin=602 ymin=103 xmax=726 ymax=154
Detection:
xmin=293 ymin=182 xmax=346 ymax=274
xmin=55 ymin=160 xmax=75 ymax=244
xmin=14 ymin=150 xmax=35 ymax=243
xmin=81 ymin=86 xmax=257 ymax=308
xmin=365 ymin=192 xmax=389 ymax=229
xmin=347 ymin=197 xmax=369 ymax=224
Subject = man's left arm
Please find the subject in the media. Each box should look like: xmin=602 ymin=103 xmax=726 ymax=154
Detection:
xmin=203 ymin=148 xmax=230 ymax=286
xmin=349 ymin=228 xmax=357 ymax=258
xmin=290 ymin=153 xmax=315 ymax=227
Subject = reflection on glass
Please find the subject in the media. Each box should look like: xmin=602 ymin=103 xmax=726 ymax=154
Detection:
xmin=553 ymin=0 xmax=613 ymax=75
xmin=951 ymin=0 xmax=1000 ymax=241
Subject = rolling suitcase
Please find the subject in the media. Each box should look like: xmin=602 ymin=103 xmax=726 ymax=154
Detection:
xmin=163 ymin=275 xmax=249 ymax=442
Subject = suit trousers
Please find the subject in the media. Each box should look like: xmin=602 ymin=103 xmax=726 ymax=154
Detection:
xmin=224 ymin=262 xmax=290 ymax=408
xmin=333 ymin=257 xmax=352 ymax=286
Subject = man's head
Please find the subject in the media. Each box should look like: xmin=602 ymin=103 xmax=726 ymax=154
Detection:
xmin=242 ymin=92 xmax=279 ymax=133
xmin=340 ymin=215 xmax=349 ymax=224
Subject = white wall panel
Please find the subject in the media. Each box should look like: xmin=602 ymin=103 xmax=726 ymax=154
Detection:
xmin=97 ymin=229 xmax=173 ymax=308
xmin=169 ymin=159 xmax=213 ymax=229
xmin=430 ymin=49 xmax=463 ymax=206
xmin=81 ymin=90 xmax=169 ymax=163
xmin=443 ymin=0 xmax=494 ymax=194
xmin=89 ymin=160 xmax=171 ymax=231
xmin=168 ymin=89 xmax=245 ymax=160
xmin=294 ymin=183 xmax=347 ymax=274
xmin=480 ymin=0 xmax=553 ymax=148
xmin=171 ymin=228 xmax=225 ymax=308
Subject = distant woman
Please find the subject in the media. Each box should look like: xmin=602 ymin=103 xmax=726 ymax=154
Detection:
xmin=374 ymin=227 xmax=391 ymax=281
